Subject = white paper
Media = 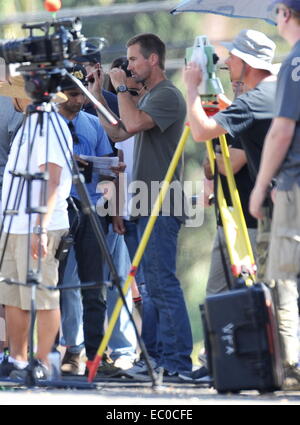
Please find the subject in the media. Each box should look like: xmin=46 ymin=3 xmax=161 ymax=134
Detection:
xmin=79 ymin=155 xmax=119 ymax=177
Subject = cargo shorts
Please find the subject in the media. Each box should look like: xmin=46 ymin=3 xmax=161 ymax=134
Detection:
xmin=0 ymin=229 xmax=67 ymax=310
xmin=267 ymin=185 xmax=300 ymax=281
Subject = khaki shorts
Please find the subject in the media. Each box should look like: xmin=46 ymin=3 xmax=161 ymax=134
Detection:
xmin=0 ymin=229 xmax=67 ymax=310
xmin=267 ymin=184 xmax=300 ymax=281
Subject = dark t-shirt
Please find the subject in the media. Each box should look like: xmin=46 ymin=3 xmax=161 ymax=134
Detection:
xmin=132 ymin=79 xmax=187 ymax=220
xmin=214 ymin=80 xmax=276 ymax=182
xmin=274 ymin=40 xmax=300 ymax=190
xmin=217 ymin=135 xmax=257 ymax=229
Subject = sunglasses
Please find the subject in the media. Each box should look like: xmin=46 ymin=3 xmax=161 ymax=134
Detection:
xmin=275 ymin=6 xmax=288 ymax=14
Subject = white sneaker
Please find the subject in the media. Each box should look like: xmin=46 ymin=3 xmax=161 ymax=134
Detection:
xmin=121 ymin=358 xmax=157 ymax=380
xmin=114 ymin=357 xmax=134 ymax=370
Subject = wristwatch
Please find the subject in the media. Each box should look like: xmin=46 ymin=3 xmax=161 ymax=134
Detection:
xmin=33 ymin=225 xmax=47 ymax=235
xmin=116 ymin=84 xmax=128 ymax=94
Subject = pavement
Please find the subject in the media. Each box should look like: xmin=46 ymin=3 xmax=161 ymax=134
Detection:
xmin=1 ymin=376 xmax=300 ymax=406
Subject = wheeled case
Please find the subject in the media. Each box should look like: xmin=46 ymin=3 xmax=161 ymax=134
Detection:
xmin=203 ymin=283 xmax=284 ymax=393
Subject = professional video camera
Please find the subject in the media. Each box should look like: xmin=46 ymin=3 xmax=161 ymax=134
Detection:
xmin=0 ymin=18 xmax=90 ymax=103
xmin=186 ymin=35 xmax=223 ymax=114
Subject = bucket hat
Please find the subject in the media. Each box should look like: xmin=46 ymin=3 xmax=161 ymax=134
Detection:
xmin=221 ymin=29 xmax=276 ymax=73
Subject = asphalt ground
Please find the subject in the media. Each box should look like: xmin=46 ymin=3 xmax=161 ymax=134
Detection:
xmin=0 ymin=375 xmax=300 ymax=407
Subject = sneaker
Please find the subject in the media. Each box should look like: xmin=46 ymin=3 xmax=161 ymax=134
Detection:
xmin=282 ymin=364 xmax=300 ymax=390
xmin=198 ymin=352 xmax=207 ymax=367
xmin=179 ymin=366 xmax=210 ymax=383
xmin=61 ymin=350 xmax=81 ymax=375
xmin=9 ymin=359 xmax=49 ymax=382
xmin=121 ymin=358 xmax=158 ymax=380
xmin=162 ymin=369 xmax=180 ymax=382
xmin=114 ymin=356 xmax=134 ymax=371
xmin=85 ymin=354 xmax=122 ymax=378
xmin=0 ymin=357 xmax=15 ymax=378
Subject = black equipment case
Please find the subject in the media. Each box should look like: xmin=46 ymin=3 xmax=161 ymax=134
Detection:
xmin=203 ymin=283 xmax=284 ymax=393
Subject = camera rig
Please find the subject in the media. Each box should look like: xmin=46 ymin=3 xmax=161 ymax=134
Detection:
xmin=0 ymin=18 xmax=117 ymax=125
xmin=0 ymin=18 xmax=87 ymax=104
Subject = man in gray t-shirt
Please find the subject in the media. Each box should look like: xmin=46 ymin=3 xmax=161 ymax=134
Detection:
xmin=250 ymin=0 xmax=300 ymax=387
xmin=133 ymin=79 xmax=187 ymax=219
xmin=91 ymin=33 xmax=193 ymax=376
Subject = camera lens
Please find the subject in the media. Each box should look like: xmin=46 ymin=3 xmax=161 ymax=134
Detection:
xmin=120 ymin=60 xmax=132 ymax=77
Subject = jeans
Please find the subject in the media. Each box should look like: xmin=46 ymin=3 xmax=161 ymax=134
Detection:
xmin=124 ymin=219 xmax=162 ymax=363
xmin=59 ymin=246 xmax=84 ymax=354
xmin=105 ymin=225 xmax=137 ymax=361
xmin=68 ymin=200 xmax=107 ymax=361
xmin=137 ymin=215 xmax=193 ymax=373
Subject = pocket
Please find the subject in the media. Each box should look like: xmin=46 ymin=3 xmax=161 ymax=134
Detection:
xmin=275 ymin=236 xmax=300 ymax=276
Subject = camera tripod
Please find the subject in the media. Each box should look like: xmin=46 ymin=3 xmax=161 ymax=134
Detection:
xmin=0 ymin=83 xmax=158 ymax=390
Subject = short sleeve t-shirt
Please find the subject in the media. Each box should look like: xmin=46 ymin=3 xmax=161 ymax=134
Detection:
xmin=84 ymin=89 xmax=119 ymax=155
xmin=61 ymin=111 xmax=112 ymax=205
xmin=273 ymin=40 xmax=300 ymax=190
xmin=217 ymin=135 xmax=257 ymax=229
xmin=132 ymin=80 xmax=187 ymax=220
xmin=115 ymin=137 xmax=135 ymax=220
xmin=214 ymin=80 xmax=276 ymax=182
xmin=2 ymin=112 xmax=73 ymax=233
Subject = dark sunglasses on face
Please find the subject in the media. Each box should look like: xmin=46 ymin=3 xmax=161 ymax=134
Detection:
xmin=275 ymin=6 xmax=287 ymax=14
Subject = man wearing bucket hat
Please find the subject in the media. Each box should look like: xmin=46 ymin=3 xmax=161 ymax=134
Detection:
xmin=183 ymin=29 xmax=278 ymax=381
xmin=0 ymin=73 xmax=73 ymax=381
xmin=250 ymin=0 xmax=300 ymax=388
xmin=183 ymin=29 xmax=277 ymax=279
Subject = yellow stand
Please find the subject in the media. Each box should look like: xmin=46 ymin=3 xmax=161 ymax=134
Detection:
xmin=88 ymin=125 xmax=191 ymax=382
xmin=205 ymin=135 xmax=256 ymax=283
xmin=88 ymin=127 xmax=256 ymax=382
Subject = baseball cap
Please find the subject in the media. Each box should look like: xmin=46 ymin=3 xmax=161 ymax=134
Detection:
xmin=60 ymin=64 xmax=87 ymax=91
xmin=272 ymin=0 xmax=300 ymax=12
xmin=74 ymin=42 xmax=101 ymax=64
xmin=221 ymin=29 xmax=276 ymax=73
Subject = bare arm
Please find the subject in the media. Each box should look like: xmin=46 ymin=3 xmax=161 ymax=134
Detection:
xmin=109 ymin=68 xmax=155 ymax=134
xmin=87 ymin=69 xmax=131 ymax=142
xmin=249 ymin=117 xmax=296 ymax=219
xmin=183 ymin=62 xmax=227 ymax=142
xmin=31 ymin=162 xmax=62 ymax=259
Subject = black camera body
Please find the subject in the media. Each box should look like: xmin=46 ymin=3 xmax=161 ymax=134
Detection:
xmin=0 ymin=18 xmax=87 ymax=103
xmin=0 ymin=18 xmax=85 ymax=67
xmin=120 ymin=59 xmax=132 ymax=78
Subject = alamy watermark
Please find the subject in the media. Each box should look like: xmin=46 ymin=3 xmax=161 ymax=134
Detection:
xmin=96 ymin=174 xmax=205 ymax=228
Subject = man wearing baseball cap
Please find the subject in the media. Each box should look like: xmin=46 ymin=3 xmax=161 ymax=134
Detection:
xmin=250 ymin=0 xmax=300 ymax=389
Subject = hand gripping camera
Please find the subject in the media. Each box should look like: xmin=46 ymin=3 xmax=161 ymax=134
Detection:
xmin=186 ymin=36 xmax=224 ymax=114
